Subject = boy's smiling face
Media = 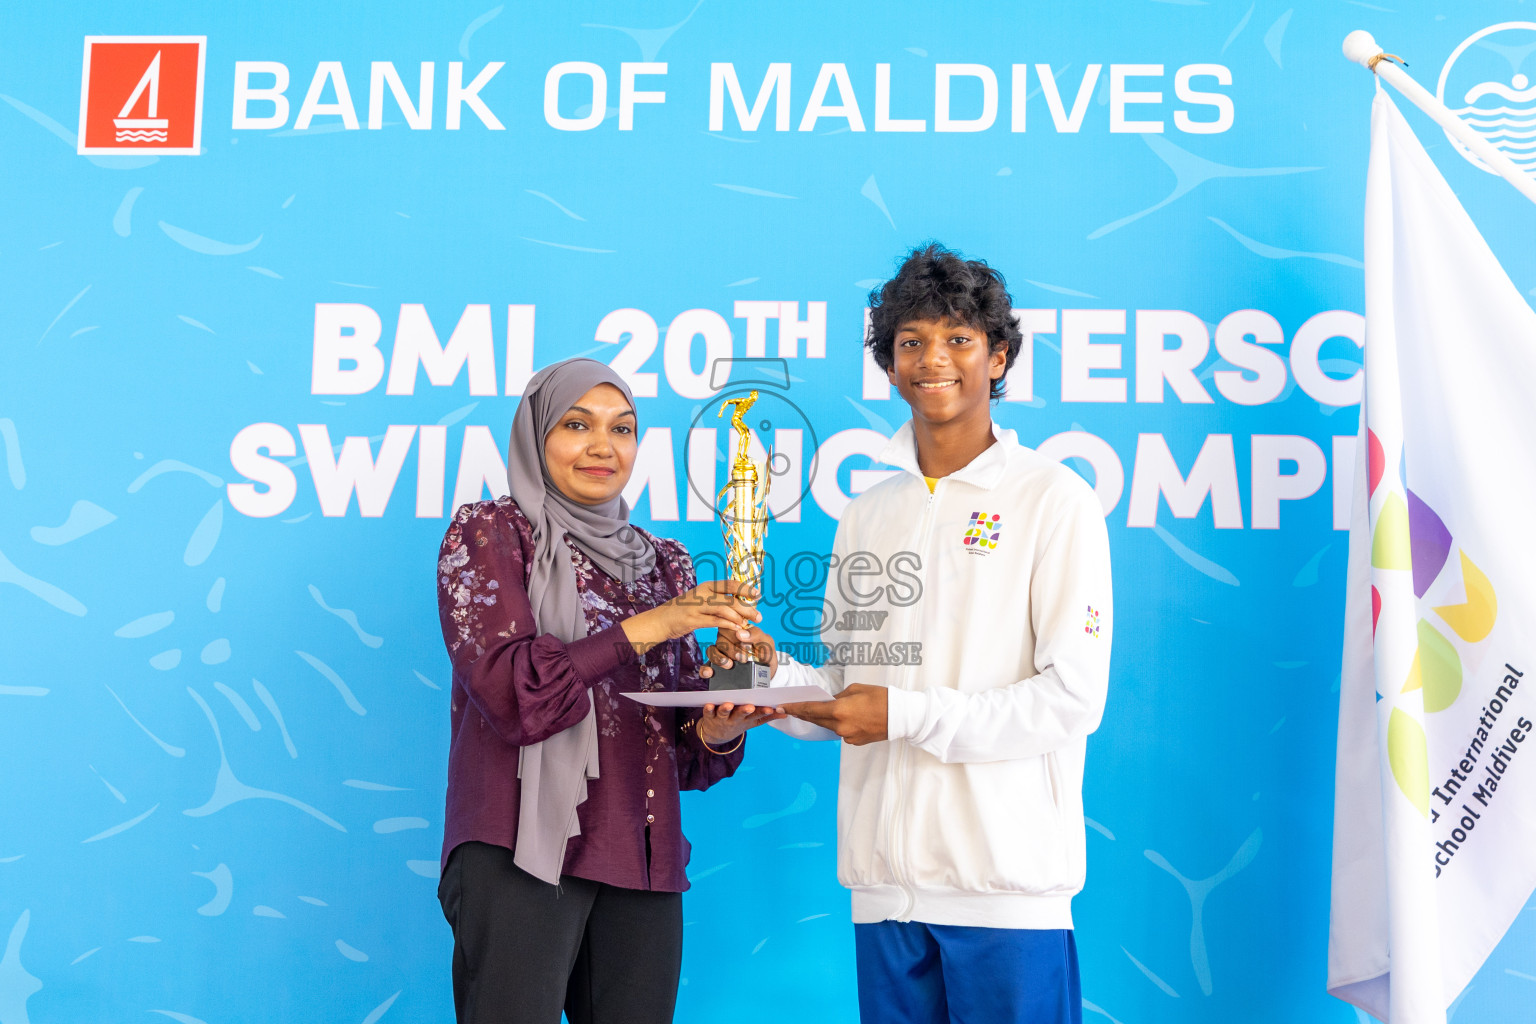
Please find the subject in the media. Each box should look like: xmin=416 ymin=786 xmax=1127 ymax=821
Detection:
xmin=888 ymin=317 xmax=1007 ymax=427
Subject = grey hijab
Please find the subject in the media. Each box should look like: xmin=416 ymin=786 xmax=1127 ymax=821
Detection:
xmin=506 ymin=358 xmax=655 ymax=884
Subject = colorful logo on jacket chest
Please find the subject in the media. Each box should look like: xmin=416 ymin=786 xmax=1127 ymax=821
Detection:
xmin=1085 ymin=606 xmax=1101 ymax=637
xmin=962 ymin=512 xmax=1001 ymax=554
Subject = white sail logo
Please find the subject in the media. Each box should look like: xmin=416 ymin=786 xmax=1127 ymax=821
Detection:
xmin=114 ymin=51 xmax=168 ymax=142
xmin=1437 ymin=22 xmax=1536 ymax=179
xmin=77 ymin=35 xmax=205 ymax=156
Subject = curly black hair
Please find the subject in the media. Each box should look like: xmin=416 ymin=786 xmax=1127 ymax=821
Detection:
xmin=866 ymin=243 xmax=1022 ymax=401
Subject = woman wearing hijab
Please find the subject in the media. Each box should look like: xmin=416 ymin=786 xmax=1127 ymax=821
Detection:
xmin=435 ymin=357 xmax=778 ymax=1024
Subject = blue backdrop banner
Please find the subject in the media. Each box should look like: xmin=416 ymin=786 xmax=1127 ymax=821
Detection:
xmin=4 ymin=3 xmax=1536 ymax=1022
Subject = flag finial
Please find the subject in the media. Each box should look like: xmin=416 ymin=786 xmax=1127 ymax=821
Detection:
xmin=1343 ymin=30 xmax=1382 ymax=67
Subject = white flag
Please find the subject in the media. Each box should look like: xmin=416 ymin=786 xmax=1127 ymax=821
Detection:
xmin=1328 ymin=88 xmax=1536 ymax=1023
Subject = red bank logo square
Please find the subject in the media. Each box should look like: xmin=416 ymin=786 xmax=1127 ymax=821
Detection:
xmin=78 ymin=36 xmax=206 ymax=155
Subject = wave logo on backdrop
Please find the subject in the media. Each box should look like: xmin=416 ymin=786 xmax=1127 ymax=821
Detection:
xmin=1437 ymin=21 xmax=1536 ymax=180
xmin=77 ymin=35 xmax=206 ymax=155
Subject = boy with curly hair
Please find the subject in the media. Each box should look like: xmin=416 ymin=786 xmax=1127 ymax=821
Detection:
xmin=712 ymin=243 xmax=1113 ymax=1024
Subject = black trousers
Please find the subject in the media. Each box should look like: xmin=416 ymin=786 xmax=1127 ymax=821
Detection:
xmin=438 ymin=842 xmax=683 ymax=1024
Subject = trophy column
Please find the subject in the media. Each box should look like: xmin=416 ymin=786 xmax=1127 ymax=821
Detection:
xmin=711 ymin=391 xmax=774 ymax=691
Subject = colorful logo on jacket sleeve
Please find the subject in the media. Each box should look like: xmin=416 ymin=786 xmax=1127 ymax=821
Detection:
xmin=1085 ymin=606 xmax=1101 ymax=637
xmin=962 ymin=512 xmax=1002 ymax=554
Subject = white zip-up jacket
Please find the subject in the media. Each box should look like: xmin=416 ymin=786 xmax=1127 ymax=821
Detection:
xmin=771 ymin=421 xmax=1113 ymax=929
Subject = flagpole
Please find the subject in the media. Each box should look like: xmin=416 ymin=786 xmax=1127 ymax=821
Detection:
xmin=1344 ymin=29 xmax=1536 ymax=208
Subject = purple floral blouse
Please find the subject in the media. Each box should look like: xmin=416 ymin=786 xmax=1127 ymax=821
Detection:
xmin=436 ymin=496 xmax=743 ymax=892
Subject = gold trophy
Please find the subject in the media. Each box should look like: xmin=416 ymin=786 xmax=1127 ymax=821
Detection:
xmin=710 ymin=390 xmax=773 ymax=690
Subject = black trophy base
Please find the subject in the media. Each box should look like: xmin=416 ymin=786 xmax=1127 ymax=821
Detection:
xmin=708 ymin=659 xmax=772 ymax=691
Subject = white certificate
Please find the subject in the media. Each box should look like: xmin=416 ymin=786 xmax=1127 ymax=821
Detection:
xmin=619 ymin=684 xmax=833 ymax=708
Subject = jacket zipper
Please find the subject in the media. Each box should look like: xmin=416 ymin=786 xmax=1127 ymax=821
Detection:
xmin=887 ymin=476 xmax=937 ymax=920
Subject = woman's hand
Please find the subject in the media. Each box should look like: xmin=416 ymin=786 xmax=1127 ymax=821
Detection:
xmin=696 ymin=701 xmax=786 ymax=750
xmin=700 ymin=623 xmax=779 ymax=680
xmin=621 ymin=580 xmax=761 ymax=653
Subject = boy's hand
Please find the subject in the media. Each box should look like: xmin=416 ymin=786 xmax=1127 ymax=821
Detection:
xmin=781 ymin=684 xmax=888 ymax=745
xmin=701 ymin=624 xmax=779 ymax=678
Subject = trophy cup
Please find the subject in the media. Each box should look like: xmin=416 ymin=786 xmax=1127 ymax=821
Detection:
xmin=709 ymin=390 xmax=773 ymax=691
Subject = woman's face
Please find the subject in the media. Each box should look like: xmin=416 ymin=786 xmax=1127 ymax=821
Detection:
xmin=543 ymin=383 xmax=638 ymax=506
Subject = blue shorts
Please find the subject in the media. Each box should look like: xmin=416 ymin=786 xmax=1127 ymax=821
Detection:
xmin=855 ymin=921 xmax=1081 ymax=1024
